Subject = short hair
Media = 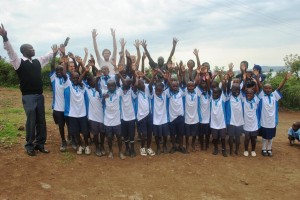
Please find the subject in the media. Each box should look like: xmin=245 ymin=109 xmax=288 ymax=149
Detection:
xmin=20 ymin=44 xmax=31 ymax=54
xmin=155 ymin=82 xmax=164 ymax=89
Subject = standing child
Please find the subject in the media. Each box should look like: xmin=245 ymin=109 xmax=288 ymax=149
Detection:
xmin=64 ymin=66 xmax=90 ymax=155
xmin=258 ymin=73 xmax=291 ymax=157
xmin=103 ymin=78 xmax=125 ymax=159
xmin=149 ymin=70 xmax=170 ymax=155
xmin=210 ymin=76 xmax=228 ymax=157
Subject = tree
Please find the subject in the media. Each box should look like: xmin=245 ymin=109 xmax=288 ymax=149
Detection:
xmin=283 ymin=54 xmax=300 ymax=80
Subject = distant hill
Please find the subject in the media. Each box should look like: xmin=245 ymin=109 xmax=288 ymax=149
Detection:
xmin=261 ymin=66 xmax=286 ymax=72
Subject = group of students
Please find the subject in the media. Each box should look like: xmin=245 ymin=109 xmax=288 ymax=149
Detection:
xmin=50 ymin=29 xmax=292 ymax=159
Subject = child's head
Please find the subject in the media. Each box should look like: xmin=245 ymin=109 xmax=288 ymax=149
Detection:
xmin=101 ymin=66 xmax=110 ymax=76
xmin=240 ymin=61 xmax=248 ymax=71
xmin=231 ymin=84 xmax=240 ymax=97
xmin=232 ymin=78 xmax=240 ymax=85
xmin=123 ymin=78 xmax=132 ymax=90
xmin=87 ymin=75 xmax=96 ymax=88
xmin=155 ymin=82 xmax=164 ymax=96
xmin=292 ymin=121 xmax=300 ymax=131
xmin=253 ymin=64 xmax=262 ymax=75
xmin=199 ymin=80 xmax=207 ymax=93
xmin=137 ymin=79 xmax=145 ymax=91
xmin=170 ymin=81 xmax=179 ymax=93
xmin=107 ymin=80 xmax=116 ymax=93
xmin=102 ymin=49 xmax=111 ymax=61
xmin=187 ymin=81 xmax=195 ymax=93
xmin=211 ymin=81 xmax=219 ymax=89
xmin=55 ymin=65 xmax=64 ymax=78
xmin=71 ymin=72 xmax=79 ymax=85
xmin=245 ymin=88 xmax=255 ymax=101
xmin=263 ymin=83 xmax=273 ymax=95
xmin=202 ymin=62 xmax=210 ymax=71
xmin=212 ymin=87 xmax=222 ymax=100
xmin=187 ymin=60 xmax=195 ymax=69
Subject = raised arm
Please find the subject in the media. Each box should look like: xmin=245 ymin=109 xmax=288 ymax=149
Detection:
xmin=134 ymin=40 xmax=141 ymax=69
xmin=92 ymin=29 xmax=103 ymax=66
xmin=118 ymin=38 xmax=126 ymax=65
xmin=166 ymin=38 xmax=178 ymax=64
xmin=141 ymin=40 xmax=156 ymax=69
xmin=277 ymin=72 xmax=291 ymax=91
xmin=51 ymin=44 xmax=59 ymax=72
xmin=141 ymin=52 xmax=146 ymax=74
xmin=193 ymin=49 xmax=201 ymax=68
xmin=111 ymin=28 xmax=117 ymax=62
xmin=82 ymin=48 xmax=88 ymax=66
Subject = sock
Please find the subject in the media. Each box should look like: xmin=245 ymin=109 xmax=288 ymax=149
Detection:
xmin=262 ymin=138 xmax=267 ymax=151
xmin=267 ymin=139 xmax=273 ymax=150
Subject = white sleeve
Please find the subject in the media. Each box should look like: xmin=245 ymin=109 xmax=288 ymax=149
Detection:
xmin=221 ymin=91 xmax=228 ymax=101
xmin=3 ymin=41 xmax=21 ymax=70
xmin=273 ymin=90 xmax=282 ymax=101
xmin=165 ymin=88 xmax=170 ymax=97
xmin=258 ymin=90 xmax=264 ymax=99
xmin=50 ymin=71 xmax=56 ymax=81
xmin=64 ymin=78 xmax=72 ymax=88
xmin=38 ymin=52 xmax=53 ymax=68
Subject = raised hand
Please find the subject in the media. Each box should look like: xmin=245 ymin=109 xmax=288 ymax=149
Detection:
xmin=0 ymin=24 xmax=7 ymax=38
xmin=68 ymin=52 xmax=74 ymax=59
xmin=193 ymin=49 xmax=199 ymax=56
xmin=110 ymin=28 xmax=116 ymax=37
xmin=59 ymin=44 xmax=65 ymax=55
xmin=152 ymin=69 xmax=158 ymax=77
xmin=125 ymin=49 xmax=130 ymax=57
xmin=110 ymin=58 xmax=117 ymax=67
xmin=205 ymin=72 xmax=211 ymax=80
xmin=118 ymin=64 xmax=125 ymax=72
xmin=140 ymin=40 xmax=147 ymax=49
xmin=51 ymin=44 xmax=58 ymax=54
xmin=285 ymin=71 xmax=292 ymax=80
xmin=173 ymin=37 xmax=178 ymax=46
xmin=120 ymin=38 xmax=126 ymax=48
xmin=228 ymin=62 xmax=234 ymax=70
xmin=133 ymin=39 xmax=140 ymax=49
xmin=85 ymin=65 xmax=91 ymax=72
xmin=84 ymin=48 xmax=88 ymax=55
xmin=92 ymin=29 xmax=98 ymax=38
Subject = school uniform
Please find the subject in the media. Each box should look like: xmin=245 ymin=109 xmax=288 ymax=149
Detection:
xmin=165 ymin=88 xmax=185 ymax=136
xmin=242 ymin=94 xmax=260 ymax=136
xmin=210 ymin=91 xmax=227 ymax=139
xmin=183 ymin=87 xmax=200 ymax=136
xmin=151 ymin=89 xmax=170 ymax=137
xmin=120 ymin=87 xmax=136 ymax=143
xmin=64 ymin=79 xmax=88 ymax=137
xmin=198 ymin=88 xmax=211 ymax=136
xmin=98 ymin=75 xmax=116 ymax=93
xmin=50 ymin=71 xmax=67 ymax=127
xmin=258 ymin=90 xmax=282 ymax=139
xmin=103 ymin=88 xmax=122 ymax=137
xmin=226 ymin=92 xmax=244 ymax=136
xmin=135 ymin=85 xmax=152 ymax=137
xmin=84 ymin=86 xmax=104 ymax=135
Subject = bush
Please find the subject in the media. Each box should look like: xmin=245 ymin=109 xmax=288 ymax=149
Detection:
xmin=269 ymin=74 xmax=300 ymax=110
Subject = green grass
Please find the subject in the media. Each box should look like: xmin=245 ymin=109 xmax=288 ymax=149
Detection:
xmin=57 ymin=152 xmax=76 ymax=164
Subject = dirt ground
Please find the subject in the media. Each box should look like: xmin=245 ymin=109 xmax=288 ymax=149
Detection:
xmin=0 ymin=87 xmax=299 ymax=200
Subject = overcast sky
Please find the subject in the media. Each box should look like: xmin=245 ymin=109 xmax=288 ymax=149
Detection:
xmin=1 ymin=0 xmax=300 ymax=70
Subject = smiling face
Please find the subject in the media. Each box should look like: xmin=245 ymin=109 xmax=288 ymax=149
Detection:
xmin=101 ymin=66 xmax=109 ymax=76
xmin=245 ymin=88 xmax=254 ymax=101
xmin=155 ymin=82 xmax=164 ymax=96
xmin=263 ymin=84 xmax=273 ymax=95
xmin=68 ymin=61 xmax=75 ymax=73
xmin=137 ymin=80 xmax=145 ymax=91
xmin=212 ymin=87 xmax=221 ymax=100
xmin=20 ymin=44 xmax=35 ymax=58
xmin=231 ymin=84 xmax=240 ymax=97
xmin=171 ymin=81 xmax=179 ymax=93
xmin=55 ymin=65 xmax=63 ymax=78
xmin=107 ymin=80 xmax=116 ymax=93
xmin=102 ymin=49 xmax=111 ymax=61
xmin=187 ymin=81 xmax=195 ymax=93
xmin=71 ymin=72 xmax=79 ymax=85
xmin=200 ymin=81 xmax=207 ymax=93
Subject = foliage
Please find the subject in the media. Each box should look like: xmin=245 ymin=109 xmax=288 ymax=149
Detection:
xmin=283 ymin=54 xmax=300 ymax=80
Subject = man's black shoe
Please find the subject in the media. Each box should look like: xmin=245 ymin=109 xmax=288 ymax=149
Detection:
xmin=27 ymin=149 xmax=36 ymax=156
xmin=34 ymin=146 xmax=50 ymax=153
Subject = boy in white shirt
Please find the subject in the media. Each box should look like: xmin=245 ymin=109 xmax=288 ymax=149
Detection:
xmin=258 ymin=73 xmax=291 ymax=157
xmin=64 ymin=66 xmax=90 ymax=155
xmin=103 ymin=79 xmax=125 ymax=159
xmin=149 ymin=70 xmax=169 ymax=155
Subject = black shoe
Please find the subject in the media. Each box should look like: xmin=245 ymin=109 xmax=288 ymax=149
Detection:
xmin=125 ymin=148 xmax=131 ymax=156
xmin=213 ymin=148 xmax=218 ymax=155
xmin=262 ymin=150 xmax=268 ymax=157
xmin=156 ymin=147 xmax=161 ymax=155
xmin=177 ymin=146 xmax=186 ymax=154
xmin=169 ymin=146 xmax=177 ymax=154
xmin=34 ymin=146 xmax=50 ymax=153
xmin=222 ymin=149 xmax=227 ymax=157
xmin=267 ymin=150 xmax=273 ymax=157
xmin=26 ymin=149 xmax=36 ymax=156
xmin=131 ymin=149 xmax=136 ymax=158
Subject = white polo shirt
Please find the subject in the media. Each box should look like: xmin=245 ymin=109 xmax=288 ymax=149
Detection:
xmin=184 ymin=87 xmax=200 ymax=125
xmin=64 ymin=79 xmax=86 ymax=118
xmin=198 ymin=88 xmax=211 ymax=124
xmin=135 ymin=85 xmax=152 ymax=121
xmin=258 ymin=90 xmax=282 ymax=128
xmin=242 ymin=95 xmax=260 ymax=132
xmin=210 ymin=92 xmax=227 ymax=129
xmin=165 ymin=88 xmax=184 ymax=122
xmin=151 ymin=89 xmax=168 ymax=125
xmin=50 ymin=72 xmax=66 ymax=112
xmin=103 ymin=88 xmax=121 ymax=126
xmin=85 ymin=86 xmax=103 ymax=123
xmin=226 ymin=93 xmax=244 ymax=126
xmin=98 ymin=75 xmax=116 ymax=93
xmin=120 ymin=88 xmax=136 ymax=121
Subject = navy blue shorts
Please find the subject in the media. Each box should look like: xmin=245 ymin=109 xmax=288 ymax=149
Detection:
xmin=211 ymin=128 xmax=226 ymax=139
xmin=199 ymin=123 xmax=210 ymax=136
xmin=244 ymin=130 xmax=258 ymax=137
xmin=68 ymin=116 xmax=88 ymax=137
xmin=137 ymin=114 xmax=152 ymax=137
xmin=261 ymin=127 xmax=276 ymax=139
xmin=169 ymin=116 xmax=185 ymax=136
xmin=89 ymin=120 xmax=104 ymax=135
xmin=185 ymin=123 xmax=198 ymax=136
xmin=153 ymin=123 xmax=170 ymax=137
xmin=227 ymin=125 xmax=243 ymax=137
xmin=121 ymin=119 xmax=136 ymax=141
xmin=53 ymin=110 xmax=67 ymax=127
xmin=105 ymin=125 xmax=121 ymax=138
